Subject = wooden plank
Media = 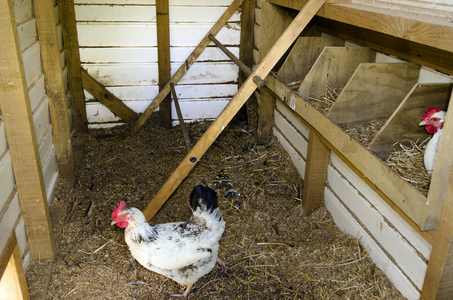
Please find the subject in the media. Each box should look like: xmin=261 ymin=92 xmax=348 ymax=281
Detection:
xmin=81 ymin=68 xmax=138 ymax=125
xmin=421 ymin=160 xmax=453 ymax=298
xmin=0 ymin=0 xmax=55 ymax=260
xmin=302 ymin=131 xmax=329 ymax=214
xmin=0 ymin=231 xmax=30 ymax=300
xmin=170 ymin=83 xmax=192 ymax=152
xmin=268 ymin=0 xmax=453 ymax=55
xmin=33 ymin=0 xmax=75 ymax=179
xmin=297 ymin=47 xmax=376 ymax=100
xmin=327 ymin=62 xmax=420 ymax=124
xmin=266 ymin=74 xmax=428 ymax=228
xmin=156 ymin=0 xmax=172 ymax=128
xmin=60 ymin=0 xmax=88 ymax=131
xmin=129 ymin=0 xmax=245 ymax=135
xmin=421 ymin=89 xmax=453 ymax=231
xmin=277 ymin=36 xmax=345 ymax=83
xmin=368 ymin=83 xmax=451 ymax=161
xmin=141 ymin=0 xmax=327 ymax=221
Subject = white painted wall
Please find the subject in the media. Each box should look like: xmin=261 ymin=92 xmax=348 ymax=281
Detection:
xmin=75 ymin=0 xmax=241 ymax=127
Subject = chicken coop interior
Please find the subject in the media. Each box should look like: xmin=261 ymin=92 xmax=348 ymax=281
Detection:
xmin=1 ymin=0 xmax=453 ymax=299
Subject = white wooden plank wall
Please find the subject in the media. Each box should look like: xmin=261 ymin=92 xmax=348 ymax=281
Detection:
xmin=0 ymin=0 xmax=64 ymax=271
xmin=75 ymin=0 xmax=241 ymax=127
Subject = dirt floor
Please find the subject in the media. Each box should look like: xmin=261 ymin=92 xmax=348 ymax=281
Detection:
xmin=26 ymin=112 xmax=404 ymax=299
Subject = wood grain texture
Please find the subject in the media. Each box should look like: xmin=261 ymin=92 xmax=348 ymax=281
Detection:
xmin=60 ymin=0 xmax=88 ymax=131
xmin=277 ymin=36 xmax=345 ymax=84
xmin=156 ymin=0 xmax=172 ymax=128
xmin=297 ymin=47 xmax=376 ymax=99
xmin=81 ymin=68 xmax=138 ymax=125
xmin=129 ymin=0 xmax=245 ymax=135
xmin=0 ymin=0 xmax=55 ymax=260
xmin=302 ymin=131 xmax=330 ymax=214
xmin=328 ymin=62 xmax=420 ymax=124
xmin=34 ymin=0 xmax=75 ymax=179
xmin=141 ymin=0 xmax=327 ymax=221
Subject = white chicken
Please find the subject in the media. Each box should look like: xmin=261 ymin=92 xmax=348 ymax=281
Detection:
xmin=419 ymin=107 xmax=447 ymax=176
xmin=111 ymin=185 xmax=226 ymax=298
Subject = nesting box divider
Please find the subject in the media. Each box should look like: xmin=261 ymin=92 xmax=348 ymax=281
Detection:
xmin=327 ymin=63 xmax=420 ymax=124
xmin=368 ymin=83 xmax=452 ymax=160
xmin=297 ymin=47 xmax=376 ymax=101
xmin=277 ymin=36 xmax=345 ymax=84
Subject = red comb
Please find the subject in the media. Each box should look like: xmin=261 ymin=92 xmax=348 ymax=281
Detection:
xmin=112 ymin=201 xmax=126 ymax=220
xmin=422 ymin=107 xmax=442 ymax=121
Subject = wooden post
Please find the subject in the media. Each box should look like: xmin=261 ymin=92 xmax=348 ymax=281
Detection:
xmin=142 ymin=0 xmax=327 ymax=221
xmin=129 ymin=0 xmax=245 ymax=135
xmin=257 ymin=2 xmax=294 ymax=142
xmin=0 ymin=0 xmax=55 ymax=260
xmin=170 ymin=83 xmax=192 ymax=152
xmin=157 ymin=0 xmax=172 ymax=128
xmin=0 ymin=230 xmax=30 ymax=300
xmin=60 ymin=0 xmax=88 ymax=132
xmin=33 ymin=0 xmax=75 ymax=179
xmin=302 ymin=131 xmax=330 ymax=214
xmin=236 ymin=0 xmax=256 ymax=123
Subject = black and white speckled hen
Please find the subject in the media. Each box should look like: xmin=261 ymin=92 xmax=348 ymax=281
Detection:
xmin=111 ymin=185 xmax=226 ymax=298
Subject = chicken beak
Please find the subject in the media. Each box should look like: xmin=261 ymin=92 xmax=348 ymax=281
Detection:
xmin=111 ymin=219 xmax=118 ymax=225
xmin=419 ymin=120 xmax=427 ymax=126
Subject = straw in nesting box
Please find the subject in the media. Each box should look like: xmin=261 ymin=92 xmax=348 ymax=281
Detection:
xmin=386 ymin=139 xmax=431 ymax=195
xmin=340 ymin=118 xmax=387 ymax=147
xmin=307 ymin=82 xmax=340 ymax=114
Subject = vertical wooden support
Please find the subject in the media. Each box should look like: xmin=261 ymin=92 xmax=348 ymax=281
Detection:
xmin=156 ymin=0 xmax=172 ymax=128
xmin=0 ymin=0 xmax=55 ymax=260
xmin=170 ymin=83 xmax=192 ymax=152
xmin=142 ymin=0 xmax=326 ymax=221
xmin=34 ymin=0 xmax=75 ymax=179
xmin=60 ymin=0 xmax=88 ymax=132
xmin=0 ymin=231 xmax=30 ymax=300
xmin=420 ymin=93 xmax=453 ymax=299
xmin=302 ymin=131 xmax=330 ymax=214
xmin=129 ymin=0 xmax=245 ymax=135
xmin=257 ymin=2 xmax=293 ymax=142
xmin=236 ymin=0 xmax=256 ymax=123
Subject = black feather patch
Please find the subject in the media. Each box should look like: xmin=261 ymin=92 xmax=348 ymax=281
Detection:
xmin=190 ymin=185 xmax=219 ymax=212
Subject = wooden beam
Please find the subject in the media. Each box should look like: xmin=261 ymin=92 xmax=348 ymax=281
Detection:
xmin=142 ymin=0 xmax=327 ymax=221
xmin=156 ymin=0 xmax=172 ymax=128
xmin=302 ymin=131 xmax=330 ymax=214
xmin=314 ymin=17 xmax=453 ymax=77
xmin=0 ymin=230 xmax=29 ymax=300
xmin=129 ymin=0 xmax=245 ymax=135
xmin=0 ymin=0 xmax=55 ymax=259
xmin=60 ymin=0 xmax=88 ymax=132
xmin=33 ymin=0 xmax=75 ymax=179
xmin=268 ymin=0 xmax=453 ymax=54
xmin=81 ymin=68 xmax=138 ymax=125
xmin=421 ymin=136 xmax=453 ymax=299
xmin=170 ymin=83 xmax=192 ymax=152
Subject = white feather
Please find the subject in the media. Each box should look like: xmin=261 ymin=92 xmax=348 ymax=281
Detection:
xmin=424 ymin=128 xmax=442 ymax=176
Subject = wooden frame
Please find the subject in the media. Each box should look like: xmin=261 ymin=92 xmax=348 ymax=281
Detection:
xmin=141 ymin=0 xmax=327 ymax=221
xmin=0 ymin=0 xmax=55 ymax=260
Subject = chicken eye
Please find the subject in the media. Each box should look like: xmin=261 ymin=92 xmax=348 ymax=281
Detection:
xmin=121 ymin=214 xmax=126 ymax=218
xmin=432 ymin=118 xmax=438 ymax=121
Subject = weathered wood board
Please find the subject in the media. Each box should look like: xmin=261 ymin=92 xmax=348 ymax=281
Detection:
xmin=297 ymin=47 xmax=376 ymax=100
xmin=277 ymin=36 xmax=345 ymax=84
xmin=328 ymin=62 xmax=420 ymax=124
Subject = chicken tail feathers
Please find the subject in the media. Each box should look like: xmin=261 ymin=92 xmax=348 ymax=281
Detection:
xmin=190 ymin=185 xmax=219 ymax=213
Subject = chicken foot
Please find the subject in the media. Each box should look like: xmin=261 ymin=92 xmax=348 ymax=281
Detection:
xmin=169 ymin=284 xmax=194 ymax=299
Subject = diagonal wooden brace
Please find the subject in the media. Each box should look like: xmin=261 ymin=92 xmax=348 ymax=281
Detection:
xmin=129 ymin=0 xmax=245 ymax=135
xmin=142 ymin=0 xmax=327 ymax=221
